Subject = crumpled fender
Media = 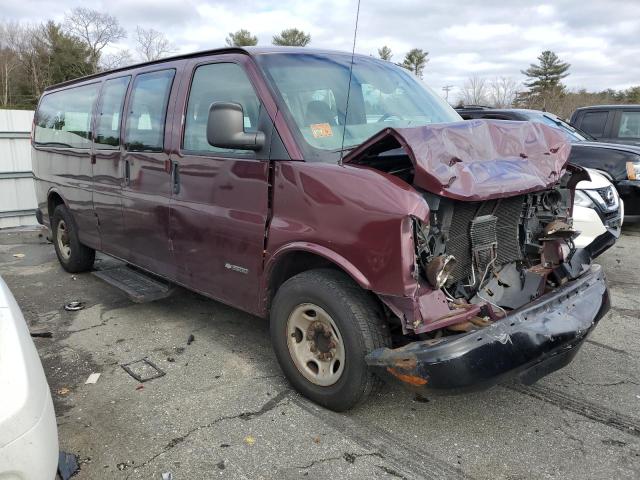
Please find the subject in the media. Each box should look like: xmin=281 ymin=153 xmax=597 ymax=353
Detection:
xmin=343 ymin=119 xmax=572 ymax=201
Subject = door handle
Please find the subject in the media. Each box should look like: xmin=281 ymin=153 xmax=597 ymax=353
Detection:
xmin=171 ymin=160 xmax=180 ymax=195
xmin=124 ymin=160 xmax=130 ymax=187
xmin=90 ymin=153 xmax=96 ymax=164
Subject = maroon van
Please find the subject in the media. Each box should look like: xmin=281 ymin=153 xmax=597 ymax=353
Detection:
xmin=32 ymin=47 xmax=610 ymax=411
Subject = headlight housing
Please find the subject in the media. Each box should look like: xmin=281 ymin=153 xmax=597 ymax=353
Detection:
xmin=573 ymin=190 xmax=594 ymax=208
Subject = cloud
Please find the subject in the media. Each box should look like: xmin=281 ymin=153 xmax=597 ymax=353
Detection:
xmin=5 ymin=0 xmax=640 ymax=95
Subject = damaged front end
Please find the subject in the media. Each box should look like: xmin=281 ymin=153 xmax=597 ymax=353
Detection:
xmin=343 ymin=120 xmax=611 ymax=393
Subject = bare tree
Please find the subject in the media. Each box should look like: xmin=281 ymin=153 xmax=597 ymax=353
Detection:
xmin=0 ymin=22 xmax=22 ymax=106
xmin=488 ymin=77 xmax=518 ymax=108
xmin=461 ymin=76 xmax=488 ymax=106
xmin=100 ymin=49 xmax=134 ymax=70
xmin=63 ymin=8 xmax=126 ymax=72
xmin=135 ymin=26 xmax=175 ymax=62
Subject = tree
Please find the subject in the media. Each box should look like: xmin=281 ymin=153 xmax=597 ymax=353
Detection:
xmin=461 ymin=76 xmax=488 ymax=106
xmin=135 ymin=26 xmax=175 ymax=61
xmin=225 ymin=29 xmax=258 ymax=47
xmin=488 ymin=76 xmax=519 ymax=108
xmin=378 ymin=45 xmax=392 ymax=61
xmin=0 ymin=22 xmax=21 ymax=106
xmin=272 ymin=28 xmax=311 ymax=47
xmin=521 ymin=50 xmax=570 ymax=108
xmin=100 ymin=49 xmax=134 ymax=70
xmin=400 ymin=48 xmax=428 ymax=78
xmin=43 ymin=21 xmax=93 ymax=85
xmin=63 ymin=8 xmax=126 ymax=72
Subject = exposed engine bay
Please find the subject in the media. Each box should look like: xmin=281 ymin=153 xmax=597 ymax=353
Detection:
xmin=409 ymin=176 xmax=593 ymax=334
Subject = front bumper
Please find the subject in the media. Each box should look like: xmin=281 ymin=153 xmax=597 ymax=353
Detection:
xmin=366 ymin=264 xmax=609 ymax=394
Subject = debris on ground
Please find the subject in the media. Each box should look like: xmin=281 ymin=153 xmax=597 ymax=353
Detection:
xmin=135 ymin=384 xmax=144 ymax=391
xmin=413 ymin=394 xmax=430 ymax=403
xmin=121 ymin=358 xmax=166 ymax=382
xmin=64 ymin=301 xmax=85 ymax=311
xmin=116 ymin=462 xmax=129 ymax=471
xmin=58 ymin=451 xmax=79 ymax=480
xmin=57 ymin=387 xmax=70 ymax=396
xmin=85 ymin=373 xmax=101 ymax=384
xmin=167 ymin=356 xmax=175 ymax=363
xmin=187 ymin=334 xmax=195 ymax=345
xmin=217 ymin=460 xmax=226 ymax=470
xmin=30 ymin=327 xmax=53 ymax=338
xmin=12 ymin=253 xmax=25 ymax=258
xmin=244 ymin=436 xmax=255 ymax=446
xmin=161 ymin=472 xmax=173 ymax=480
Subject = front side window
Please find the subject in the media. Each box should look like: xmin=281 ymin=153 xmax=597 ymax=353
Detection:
xmin=34 ymin=83 xmax=99 ymax=148
xmin=617 ymin=111 xmax=640 ymax=139
xmin=256 ymin=53 xmax=460 ymax=162
xmin=183 ymin=62 xmax=261 ymax=155
xmin=95 ymin=76 xmax=130 ymax=149
xmin=580 ymin=111 xmax=608 ymax=137
xmin=125 ymin=69 xmax=175 ymax=152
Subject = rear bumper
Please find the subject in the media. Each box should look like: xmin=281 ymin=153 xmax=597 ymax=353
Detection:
xmin=366 ymin=264 xmax=609 ymax=394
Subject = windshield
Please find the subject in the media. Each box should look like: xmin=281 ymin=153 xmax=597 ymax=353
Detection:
xmin=256 ymin=52 xmax=461 ymax=162
xmin=532 ymin=112 xmax=593 ymax=142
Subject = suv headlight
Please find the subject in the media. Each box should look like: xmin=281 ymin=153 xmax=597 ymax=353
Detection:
xmin=574 ymin=190 xmax=594 ymax=208
xmin=626 ymin=161 xmax=640 ymax=180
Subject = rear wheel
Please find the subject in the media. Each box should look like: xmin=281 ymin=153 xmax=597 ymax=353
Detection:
xmin=52 ymin=204 xmax=95 ymax=273
xmin=270 ymin=269 xmax=391 ymax=411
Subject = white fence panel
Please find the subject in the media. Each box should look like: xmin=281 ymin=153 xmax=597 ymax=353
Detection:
xmin=0 ymin=109 xmax=37 ymax=228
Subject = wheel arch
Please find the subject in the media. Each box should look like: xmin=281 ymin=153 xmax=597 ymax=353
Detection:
xmin=261 ymin=243 xmax=373 ymax=316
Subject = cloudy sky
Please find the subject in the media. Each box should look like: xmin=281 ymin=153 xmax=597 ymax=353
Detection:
xmin=5 ymin=0 xmax=640 ymax=100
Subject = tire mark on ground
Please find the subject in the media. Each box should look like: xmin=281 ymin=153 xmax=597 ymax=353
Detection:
xmin=509 ymin=383 xmax=640 ymax=438
xmin=292 ymin=395 xmax=474 ymax=480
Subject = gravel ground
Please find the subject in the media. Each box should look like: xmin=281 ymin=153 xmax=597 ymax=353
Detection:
xmin=1 ymin=224 xmax=639 ymax=480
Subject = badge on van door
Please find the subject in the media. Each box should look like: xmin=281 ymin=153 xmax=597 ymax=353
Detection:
xmin=225 ymin=263 xmax=249 ymax=274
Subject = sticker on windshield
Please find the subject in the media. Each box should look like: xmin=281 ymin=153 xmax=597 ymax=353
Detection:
xmin=310 ymin=123 xmax=333 ymax=138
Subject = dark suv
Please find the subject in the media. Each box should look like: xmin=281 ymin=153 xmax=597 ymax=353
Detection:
xmin=570 ymin=105 xmax=640 ymax=146
xmin=457 ymin=107 xmax=640 ymax=218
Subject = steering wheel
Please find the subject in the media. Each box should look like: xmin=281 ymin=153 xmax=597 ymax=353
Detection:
xmin=377 ymin=112 xmax=405 ymax=123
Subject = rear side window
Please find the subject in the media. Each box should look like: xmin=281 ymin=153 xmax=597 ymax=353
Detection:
xmin=125 ymin=70 xmax=175 ymax=152
xmin=183 ymin=63 xmax=261 ymax=155
xmin=617 ymin=111 xmax=640 ymax=139
xmin=579 ymin=111 xmax=608 ymax=137
xmin=95 ymin=76 xmax=130 ymax=149
xmin=34 ymin=83 xmax=99 ymax=148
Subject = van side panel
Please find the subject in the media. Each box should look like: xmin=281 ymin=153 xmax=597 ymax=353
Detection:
xmin=32 ymin=83 xmax=101 ymax=249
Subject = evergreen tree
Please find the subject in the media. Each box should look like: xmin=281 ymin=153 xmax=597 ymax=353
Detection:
xmin=272 ymin=28 xmax=311 ymax=47
xmin=377 ymin=45 xmax=392 ymax=61
xmin=521 ymin=50 xmax=570 ymax=98
xmin=225 ymin=29 xmax=258 ymax=47
xmin=43 ymin=22 xmax=92 ymax=85
xmin=400 ymin=48 xmax=428 ymax=78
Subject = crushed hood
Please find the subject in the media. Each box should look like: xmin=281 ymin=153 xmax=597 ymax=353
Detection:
xmin=343 ymin=120 xmax=572 ymax=201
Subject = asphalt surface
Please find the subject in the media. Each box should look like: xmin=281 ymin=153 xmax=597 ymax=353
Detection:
xmin=1 ymin=224 xmax=639 ymax=479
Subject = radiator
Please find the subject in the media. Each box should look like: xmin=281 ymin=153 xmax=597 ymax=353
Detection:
xmin=446 ymin=196 xmax=524 ymax=284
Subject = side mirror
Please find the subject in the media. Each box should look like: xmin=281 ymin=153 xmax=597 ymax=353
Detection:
xmin=206 ymin=102 xmax=265 ymax=151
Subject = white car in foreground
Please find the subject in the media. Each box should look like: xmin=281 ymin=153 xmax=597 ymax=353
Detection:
xmin=0 ymin=276 xmax=58 ymax=480
xmin=573 ymin=168 xmax=624 ymax=250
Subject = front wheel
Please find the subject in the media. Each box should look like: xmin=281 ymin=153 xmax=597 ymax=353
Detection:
xmin=52 ymin=204 xmax=95 ymax=273
xmin=270 ymin=269 xmax=391 ymax=411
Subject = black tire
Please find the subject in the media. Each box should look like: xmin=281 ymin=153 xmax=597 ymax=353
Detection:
xmin=51 ymin=204 xmax=95 ymax=273
xmin=270 ymin=269 xmax=391 ymax=411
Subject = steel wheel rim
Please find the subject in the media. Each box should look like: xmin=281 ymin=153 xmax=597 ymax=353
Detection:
xmin=57 ymin=219 xmax=71 ymax=260
xmin=286 ymin=303 xmax=345 ymax=387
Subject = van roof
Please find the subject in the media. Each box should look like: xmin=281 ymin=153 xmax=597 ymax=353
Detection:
xmin=43 ymin=47 xmax=363 ymax=92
